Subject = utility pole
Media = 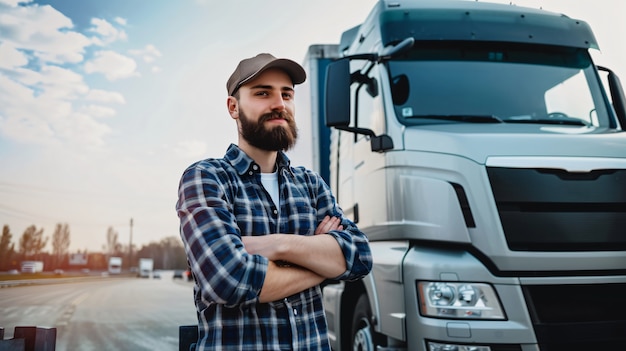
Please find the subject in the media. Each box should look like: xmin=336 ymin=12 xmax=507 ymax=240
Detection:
xmin=129 ymin=218 xmax=133 ymax=269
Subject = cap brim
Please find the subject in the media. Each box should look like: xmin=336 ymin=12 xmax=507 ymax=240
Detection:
xmin=237 ymin=58 xmax=306 ymax=90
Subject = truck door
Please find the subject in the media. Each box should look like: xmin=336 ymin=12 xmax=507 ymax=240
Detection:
xmin=333 ymin=126 xmax=355 ymax=220
xmin=350 ymin=62 xmax=387 ymax=229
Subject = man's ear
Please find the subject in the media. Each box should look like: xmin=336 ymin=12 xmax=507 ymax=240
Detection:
xmin=227 ymin=96 xmax=238 ymax=119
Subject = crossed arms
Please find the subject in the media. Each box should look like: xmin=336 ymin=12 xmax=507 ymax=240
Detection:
xmin=243 ymin=215 xmax=346 ymax=302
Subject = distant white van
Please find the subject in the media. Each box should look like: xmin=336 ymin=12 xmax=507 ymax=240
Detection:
xmin=21 ymin=261 xmax=43 ymax=273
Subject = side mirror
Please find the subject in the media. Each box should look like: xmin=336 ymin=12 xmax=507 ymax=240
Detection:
xmin=324 ymin=57 xmax=395 ymax=152
xmin=607 ymin=71 xmax=626 ymax=128
xmin=324 ymin=58 xmax=351 ymax=127
xmin=597 ymin=66 xmax=626 ymax=128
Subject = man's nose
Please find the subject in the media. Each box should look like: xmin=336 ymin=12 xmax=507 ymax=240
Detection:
xmin=269 ymin=93 xmax=286 ymax=111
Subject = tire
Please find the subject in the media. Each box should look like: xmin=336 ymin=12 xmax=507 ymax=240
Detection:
xmin=350 ymin=293 xmax=376 ymax=351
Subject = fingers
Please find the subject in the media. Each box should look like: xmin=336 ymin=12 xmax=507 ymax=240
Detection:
xmin=315 ymin=216 xmax=332 ymax=234
xmin=315 ymin=215 xmax=343 ymax=235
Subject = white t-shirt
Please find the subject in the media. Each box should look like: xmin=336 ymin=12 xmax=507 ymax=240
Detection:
xmin=260 ymin=171 xmax=279 ymax=210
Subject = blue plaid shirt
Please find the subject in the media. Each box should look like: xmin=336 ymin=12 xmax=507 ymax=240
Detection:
xmin=176 ymin=144 xmax=372 ymax=350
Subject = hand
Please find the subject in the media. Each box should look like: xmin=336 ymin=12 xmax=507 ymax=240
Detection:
xmin=314 ymin=215 xmax=343 ymax=235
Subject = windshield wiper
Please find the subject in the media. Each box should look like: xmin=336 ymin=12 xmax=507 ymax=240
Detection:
xmin=505 ymin=118 xmax=589 ymax=126
xmin=408 ymin=114 xmax=504 ymax=123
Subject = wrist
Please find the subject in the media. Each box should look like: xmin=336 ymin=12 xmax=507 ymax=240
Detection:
xmin=274 ymin=234 xmax=290 ymax=260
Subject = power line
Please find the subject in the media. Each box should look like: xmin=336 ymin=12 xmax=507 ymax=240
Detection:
xmin=0 ymin=204 xmax=59 ymax=223
xmin=0 ymin=180 xmax=175 ymax=204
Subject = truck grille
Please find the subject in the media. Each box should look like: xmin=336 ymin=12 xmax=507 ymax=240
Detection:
xmin=486 ymin=167 xmax=626 ymax=251
xmin=523 ymin=283 xmax=626 ymax=350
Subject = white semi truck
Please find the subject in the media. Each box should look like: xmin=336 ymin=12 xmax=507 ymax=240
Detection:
xmin=108 ymin=256 xmax=122 ymax=275
xmin=300 ymin=1 xmax=626 ymax=350
xmin=138 ymin=258 xmax=154 ymax=278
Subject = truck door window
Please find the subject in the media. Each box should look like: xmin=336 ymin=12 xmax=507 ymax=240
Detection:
xmin=352 ymin=62 xmax=385 ymax=140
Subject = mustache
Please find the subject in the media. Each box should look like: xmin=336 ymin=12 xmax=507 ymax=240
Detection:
xmin=259 ymin=111 xmax=293 ymax=123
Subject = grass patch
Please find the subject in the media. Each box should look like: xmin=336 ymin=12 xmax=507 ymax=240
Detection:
xmin=0 ymin=273 xmax=64 ymax=281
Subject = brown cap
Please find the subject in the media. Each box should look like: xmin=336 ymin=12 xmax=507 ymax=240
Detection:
xmin=226 ymin=53 xmax=306 ymax=96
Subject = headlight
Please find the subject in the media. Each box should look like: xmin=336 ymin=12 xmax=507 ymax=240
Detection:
xmin=427 ymin=341 xmax=492 ymax=351
xmin=417 ymin=281 xmax=505 ymax=320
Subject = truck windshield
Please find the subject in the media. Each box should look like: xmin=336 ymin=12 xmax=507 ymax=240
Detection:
xmin=387 ymin=43 xmax=612 ymax=128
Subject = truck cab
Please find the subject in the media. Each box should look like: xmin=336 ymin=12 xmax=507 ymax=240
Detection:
xmin=304 ymin=1 xmax=626 ymax=350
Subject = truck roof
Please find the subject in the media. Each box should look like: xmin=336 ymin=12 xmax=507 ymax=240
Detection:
xmin=341 ymin=0 xmax=598 ymax=53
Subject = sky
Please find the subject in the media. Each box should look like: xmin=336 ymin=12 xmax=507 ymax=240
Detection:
xmin=0 ymin=0 xmax=624 ymax=253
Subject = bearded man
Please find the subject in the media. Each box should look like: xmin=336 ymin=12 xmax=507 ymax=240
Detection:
xmin=175 ymin=53 xmax=372 ymax=350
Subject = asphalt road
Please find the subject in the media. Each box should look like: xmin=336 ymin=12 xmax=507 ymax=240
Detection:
xmin=0 ymin=271 xmax=197 ymax=351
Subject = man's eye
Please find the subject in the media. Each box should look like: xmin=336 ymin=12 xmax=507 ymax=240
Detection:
xmin=282 ymin=93 xmax=293 ymax=99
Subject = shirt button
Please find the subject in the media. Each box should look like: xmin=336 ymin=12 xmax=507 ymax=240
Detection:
xmin=252 ymin=165 xmax=258 ymax=170
xmin=248 ymin=171 xmax=253 ymax=175
xmin=293 ymin=308 xmax=298 ymax=316
xmin=273 ymin=209 xmax=278 ymax=215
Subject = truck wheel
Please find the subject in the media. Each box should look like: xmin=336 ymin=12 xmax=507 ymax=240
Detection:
xmin=351 ymin=294 xmax=375 ymax=351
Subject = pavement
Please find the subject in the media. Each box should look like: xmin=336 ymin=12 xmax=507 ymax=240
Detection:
xmin=0 ymin=274 xmax=130 ymax=288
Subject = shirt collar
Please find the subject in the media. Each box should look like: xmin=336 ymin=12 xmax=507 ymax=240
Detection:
xmin=225 ymin=144 xmax=292 ymax=176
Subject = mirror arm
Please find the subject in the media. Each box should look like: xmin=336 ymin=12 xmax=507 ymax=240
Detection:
xmin=335 ymin=125 xmax=376 ymax=137
xmin=335 ymin=126 xmax=394 ymax=152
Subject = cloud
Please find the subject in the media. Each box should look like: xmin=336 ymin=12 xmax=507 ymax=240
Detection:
xmin=85 ymin=89 xmax=125 ymax=104
xmin=79 ymin=104 xmax=117 ymax=118
xmin=0 ymin=42 xmax=28 ymax=69
xmin=128 ymin=44 xmax=162 ymax=75
xmin=0 ymin=1 xmax=131 ymax=146
xmin=0 ymin=2 xmax=93 ymax=64
xmin=129 ymin=44 xmax=162 ymax=63
xmin=113 ymin=17 xmax=127 ymax=26
xmin=0 ymin=0 xmax=32 ymax=6
xmin=53 ymin=111 xmax=112 ymax=145
xmin=0 ymin=71 xmax=112 ymax=146
xmin=89 ymin=17 xmax=127 ymax=45
xmin=0 ymin=74 xmax=55 ymax=144
xmin=0 ymin=59 xmax=121 ymax=145
xmin=16 ymin=64 xmax=89 ymax=99
xmin=84 ymin=50 xmax=139 ymax=81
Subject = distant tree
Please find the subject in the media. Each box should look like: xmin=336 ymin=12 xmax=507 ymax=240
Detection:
xmin=0 ymin=225 xmax=16 ymax=270
xmin=160 ymin=236 xmax=187 ymax=269
xmin=52 ymin=223 xmax=71 ymax=268
xmin=105 ymin=226 xmax=121 ymax=256
xmin=135 ymin=236 xmax=187 ymax=270
xmin=18 ymin=225 xmax=47 ymax=259
xmin=135 ymin=241 xmax=160 ymax=266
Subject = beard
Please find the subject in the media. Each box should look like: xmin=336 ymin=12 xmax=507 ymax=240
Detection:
xmin=239 ymin=108 xmax=298 ymax=151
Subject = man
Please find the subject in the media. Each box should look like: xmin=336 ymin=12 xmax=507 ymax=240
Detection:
xmin=176 ymin=53 xmax=372 ymax=350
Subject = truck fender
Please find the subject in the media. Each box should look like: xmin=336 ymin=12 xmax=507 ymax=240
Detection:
xmin=323 ymin=274 xmax=380 ymax=350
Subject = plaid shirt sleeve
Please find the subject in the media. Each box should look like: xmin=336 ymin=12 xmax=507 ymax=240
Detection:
xmin=301 ymin=167 xmax=373 ymax=281
xmin=176 ymin=160 xmax=268 ymax=308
